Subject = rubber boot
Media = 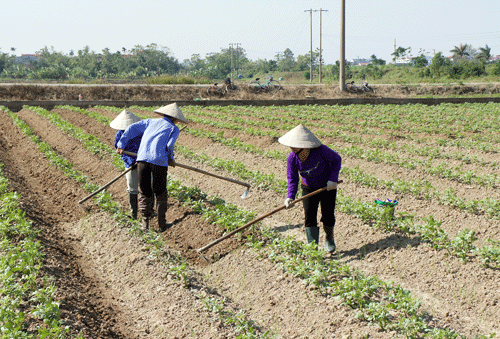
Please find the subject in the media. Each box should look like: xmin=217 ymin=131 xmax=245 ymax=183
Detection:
xmin=150 ymin=194 xmax=158 ymax=219
xmin=156 ymin=191 xmax=172 ymax=233
xmin=324 ymin=225 xmax=336 ymax=253
xmin=139 ymin=194 xmax=152 ymax=231
xmin=141 ymin=217 xmax=150 ymax=231
xmin=128 ymin=193 xmax=138 ymax=220
xmin=305 ymin=227 xmax=320 ymax=245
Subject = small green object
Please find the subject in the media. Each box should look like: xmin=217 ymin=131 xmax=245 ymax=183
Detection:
xmin=374 ymin=199 xmax=398 ymax=208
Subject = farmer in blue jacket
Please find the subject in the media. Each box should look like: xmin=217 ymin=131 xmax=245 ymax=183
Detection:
xmin=110 ymin=109 xmax=142 ymax=219
xmin=116 ymin=103 xmax=187 ymax=232
xmin=279 ymin=124 xmax=342 ymax=253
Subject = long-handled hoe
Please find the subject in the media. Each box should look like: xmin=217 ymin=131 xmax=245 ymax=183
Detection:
xmin=196 ymin=181 xmax=342 ymax=263
xmin=78 ymin=151 xmax=251 ymax=204
xmin=121 ymin=151 xmax=251 ymax=198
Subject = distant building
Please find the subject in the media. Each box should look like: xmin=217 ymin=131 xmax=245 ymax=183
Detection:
xmin=14 ymin=54 xmax=39 ymax=64
xmin=349 ymin=58 xmax=372 ymax=66
xmin=394 ymin=57 xmax=412 ymax=65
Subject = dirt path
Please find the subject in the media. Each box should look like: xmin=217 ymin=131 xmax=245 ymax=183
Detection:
xmin=1 ymin=82 xmax=500 ymax=101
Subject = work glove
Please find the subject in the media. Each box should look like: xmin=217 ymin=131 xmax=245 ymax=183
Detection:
xmin=327 ymin=181 xmax=337 ymax=191
xmin=284 ymin=198 xmax=295 ymax=209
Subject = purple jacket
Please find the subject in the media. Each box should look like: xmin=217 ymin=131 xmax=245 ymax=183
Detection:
xmin=286 ymin=144 xmax=342 ymax=199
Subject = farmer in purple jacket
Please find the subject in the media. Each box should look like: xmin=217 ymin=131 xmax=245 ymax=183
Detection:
xmin=117 ymin=103 xmax=187 ymax=232
xmin=110 ymin=109 xmax=142 ymax=219
xmin=279 ymin=124 xmax=342 ymax=253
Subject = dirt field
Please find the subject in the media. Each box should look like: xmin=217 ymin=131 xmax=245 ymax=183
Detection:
xmin=1 ymin=82 xmax=500 ymax=101
xmin=0 ymin=88 xmax=499 ymax=338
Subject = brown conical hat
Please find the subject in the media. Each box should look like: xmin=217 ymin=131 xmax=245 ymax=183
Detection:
xmin=278 ymin=124 xmax=322 ymax=148
xmin=109 ymin=109 xmax=142 ymax=130
xmin=154 ymin=102 xmax=187 ymax=123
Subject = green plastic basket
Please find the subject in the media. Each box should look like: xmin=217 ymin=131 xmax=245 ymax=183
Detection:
xmin=374 ymin=199 xmax=398 ymax=219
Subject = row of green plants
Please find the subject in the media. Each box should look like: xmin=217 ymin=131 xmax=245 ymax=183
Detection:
xmin=0 ymin=163 xmax=72 ymax=338
xmin=178 ymin=107 xmax=499 ymax=170
xmin=174 ymin=140 xmax=500 ymax=268
xmin=59 ymin=105 xmax=500 ymax=267
xmin=182 ymin=125 xmax=500 ymax=220
xmin=167 ymin=171 xmax=496 ymax=338
xmin=18 ymin=105 xmax=497 ymax=337
xmin=3 ymin=106 xmax=276 ymax=338
xmin=173 ymin=107 xmax=499 ymax=187
xmin=130 ymin=103 xmax=496 ymax=169
xmin=180 ymin=103 xmax=500 ymax=150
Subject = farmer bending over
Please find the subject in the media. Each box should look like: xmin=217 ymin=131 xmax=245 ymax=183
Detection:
xmin=116 ymin=103 xmax=187 ymax=232
xmin=110 ymin=109 xmax=142 ymax=219
xmin=279 ymin=124 xmax=342 ymax=253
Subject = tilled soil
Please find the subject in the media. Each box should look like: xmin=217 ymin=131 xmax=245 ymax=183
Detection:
xmin=0 ymin=98 xmax=499 ymax=338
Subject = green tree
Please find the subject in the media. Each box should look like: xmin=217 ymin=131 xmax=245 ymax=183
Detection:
xmin=370 ymin=54 xmax=386 ymax=65
xmin=295 ymin=50 xmax=319 ymax=72
xmin=429 ymin=52 xmax=449 ymax=77
xmin=0 ymin=49 xmax=14 ymax=73
xmin=391 ymin=46 xmax=410 ymax=62
xmin=100 ymin=48 xmax=126 ymax=76
xmin=129 ymin=43 xmax=180 ymax=76
xmin=450 ymin=44 xmax=469 ymax=60
xmin=477 ymin=45 xmax=491 ymax=62
xmin=277 ymin=48 xmax=296 ymax=71
xmin=412 ymin=54 xmax=429 ymax=68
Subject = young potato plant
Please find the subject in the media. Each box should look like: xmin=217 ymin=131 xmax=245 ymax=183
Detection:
xmin=0 ymin=161 xmax=72 ymax=337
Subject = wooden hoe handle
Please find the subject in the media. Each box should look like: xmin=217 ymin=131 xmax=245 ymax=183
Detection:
xmin=196 ymin=181 xmax=342 ymax=254
xmin=121 ymin=151 xmax=250 ymax=188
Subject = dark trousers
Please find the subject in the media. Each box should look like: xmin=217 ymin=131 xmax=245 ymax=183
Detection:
xmin=137 ymin=161 xmax=169 ymax=218
xmin=301 ymin=184 xmax=337 ymax=228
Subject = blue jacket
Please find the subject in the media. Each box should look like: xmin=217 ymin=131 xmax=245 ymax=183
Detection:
xmin=114 ymin=130 xmax=141 ymax=168
xmin=117 ymin=117 xmax=179 ymax=167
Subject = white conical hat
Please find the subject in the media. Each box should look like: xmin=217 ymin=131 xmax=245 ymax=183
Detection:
xmin=109 ymin=109 xmax=142 ymax=130
xmin=278 ymin=124 xmax=322 ymax=148
xmin=154 ymin=102 xmax=187 ymax=123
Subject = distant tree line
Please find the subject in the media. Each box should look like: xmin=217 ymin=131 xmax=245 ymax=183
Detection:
xmin=1 ymin=43 xmax=499 ymax=82
xmin=0 ymin=44 xmax=326 ymax=81
xmin=389 ymin=44 xmax=500 ymax=79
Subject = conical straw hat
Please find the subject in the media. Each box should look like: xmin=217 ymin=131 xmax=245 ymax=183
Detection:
xmin=278 ymin=124 xmax=322 ymax=148
xmin=154 ymin=102 xmax=187 ymax=123
xmin=109 ymin=109 xmax=142 ymax=130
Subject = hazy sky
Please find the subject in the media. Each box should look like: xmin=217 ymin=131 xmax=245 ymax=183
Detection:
xmin=3 ymin=0 xmax=500 ymax=64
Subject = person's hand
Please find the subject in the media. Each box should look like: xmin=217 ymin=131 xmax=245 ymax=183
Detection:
xmin=284 ymin=198 xmax=295 ymax=209
xmin=116 ymin=148 xmax=124 ymax=155
xmin=327 ymin=181 xmax=337 ymax=191
xmin=169 ymin=159 xmax=176 ymax=168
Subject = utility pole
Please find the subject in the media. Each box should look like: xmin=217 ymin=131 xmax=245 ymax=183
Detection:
xmin=305 ymin=9 xmax=318 ymax=83
xmin=229 ymin=43 xmax=240 ymax=82
xmin=319 ymin=8 xmax=328 ymax=83
xmin=339 ymin=0 xmax=345 ymax=91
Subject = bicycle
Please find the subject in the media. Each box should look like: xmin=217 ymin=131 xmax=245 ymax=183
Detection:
xmin=207 ymin=83 xmax=226 ymax=97
xmin=248 ymin=75 xmax=282 ymax=93
xmin=345 ymin=81 xmax=359 ymax=93
xmin=224 ymin=78 xmax=238 ymax=93
xmin=345 ymin=81 xmax=375 ymax=94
